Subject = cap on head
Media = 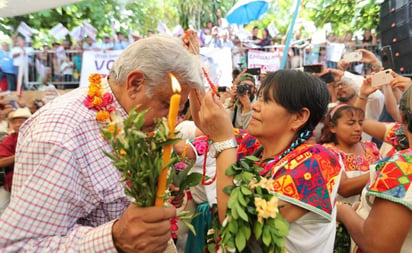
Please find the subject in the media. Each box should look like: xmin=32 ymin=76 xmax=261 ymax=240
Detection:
xmin=238 ymin=73 xmax=255 ymax=85
xmin=9 ymin=107 xmax=31 ymax=119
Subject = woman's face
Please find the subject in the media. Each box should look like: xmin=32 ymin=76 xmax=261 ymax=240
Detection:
xmin=248 ymin=91 xmax=293 ymax=140
xmin=331 ymin=111 xmax=363 ymax=146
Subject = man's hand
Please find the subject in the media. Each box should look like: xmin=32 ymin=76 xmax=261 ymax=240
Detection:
xmin=238 ymin=93 xmax=251 ymax=113
xmin=112 ymin=205 xmax=176 ymax=253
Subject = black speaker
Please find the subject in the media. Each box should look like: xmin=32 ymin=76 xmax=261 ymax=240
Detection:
xmin=380 ymin=0 xmax=412 ymax=76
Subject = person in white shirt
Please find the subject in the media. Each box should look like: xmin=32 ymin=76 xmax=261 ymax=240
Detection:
xmin=60 ymin=57 xmax=74 ymax=86
xmin=100 ymin=34 xmax=114 ymax=51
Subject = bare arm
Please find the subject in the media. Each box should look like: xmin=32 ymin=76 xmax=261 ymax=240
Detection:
xmin=338 ymin=172 xmax=369 ymax=198
xmin=362 ymin=119 xmax=387 ymax=141
xmin=381 ymin=84 xmax=401 ymax=122
xmin=338 ymin=198 xmax=412 ymax=253
xmin=0 ymin=156 xmax=14 ymax=167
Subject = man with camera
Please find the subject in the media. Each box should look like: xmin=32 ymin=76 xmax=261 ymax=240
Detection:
xmin=227 ymin=72 xmax=257 ymax=129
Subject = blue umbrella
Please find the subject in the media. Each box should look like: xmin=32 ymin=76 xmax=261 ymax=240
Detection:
xmin=226 ymin=0 xmax=270 ymax=25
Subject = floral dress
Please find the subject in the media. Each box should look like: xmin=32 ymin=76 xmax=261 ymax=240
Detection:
xmin=323 ymin=142 xmax=381 ymax=205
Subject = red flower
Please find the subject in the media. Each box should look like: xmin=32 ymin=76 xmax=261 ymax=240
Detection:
xmin=170 ymin=217 xmax=179 ymax=239
xmin=102 ymin=92 xmax=114 ymax=107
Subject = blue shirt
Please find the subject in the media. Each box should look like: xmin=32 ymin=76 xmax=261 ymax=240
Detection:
xmin=0 ymin=50 xmax=14 ymax=74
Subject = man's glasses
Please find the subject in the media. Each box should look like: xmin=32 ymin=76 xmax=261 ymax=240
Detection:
xmin=333 ymin=82 xmax=347 ymax=88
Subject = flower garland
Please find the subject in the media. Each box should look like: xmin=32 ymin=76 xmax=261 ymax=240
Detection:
xmin=84 ymin=73 xmax=116 ymax=123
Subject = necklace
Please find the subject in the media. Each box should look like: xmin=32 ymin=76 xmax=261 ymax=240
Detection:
xmin=84 ymin=73 xmax=116 ymax=123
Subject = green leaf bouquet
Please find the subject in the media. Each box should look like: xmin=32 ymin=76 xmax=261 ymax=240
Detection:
xmin=207 ymin=156 xmax=290 ymax=253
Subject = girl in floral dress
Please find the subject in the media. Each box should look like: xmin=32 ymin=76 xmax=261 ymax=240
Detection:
xmin=319 ymin=104 xmax=381 ymax=204
xmin=337 ymin=86 xmax=412 ymax=253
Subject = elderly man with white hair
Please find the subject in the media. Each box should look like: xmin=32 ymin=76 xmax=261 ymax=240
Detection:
xmin=0 ymin=35 xmax=203 ymax=253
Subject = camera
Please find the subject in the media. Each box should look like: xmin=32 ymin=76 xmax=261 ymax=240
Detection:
xmin=236 ymin=83 xmax=251 ymax=95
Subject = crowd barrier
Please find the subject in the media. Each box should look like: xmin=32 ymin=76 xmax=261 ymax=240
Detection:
xmin=19 ymin=44 xmax=380 ymax=90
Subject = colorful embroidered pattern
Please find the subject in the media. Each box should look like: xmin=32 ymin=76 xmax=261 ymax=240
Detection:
xmin=263 ymin=144 xmax=342 ymax=220
xmin=190 ymin=131 xmax=342 ymax=220
xmin=323 ymin=142 xmax=381 ymax=172
xmin=367 ymin=149 xmax=412 ymax=210
xmin=188 ymin=128 xmax=261 ymax=158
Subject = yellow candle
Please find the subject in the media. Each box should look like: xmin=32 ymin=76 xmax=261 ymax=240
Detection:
xmin=155 ymin=74 xmax=181 ymax=206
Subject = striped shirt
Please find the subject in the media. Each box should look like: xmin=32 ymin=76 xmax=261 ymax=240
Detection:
xmin=0 ymin=80 xmax=130 ymax=252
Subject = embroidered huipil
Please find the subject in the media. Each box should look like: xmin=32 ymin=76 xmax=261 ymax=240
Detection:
xmin=191 ymin=130 xmax=343 ymax=252
xmin=0 ymin=79 xmax=129 ymax=252
xmin=354 ymin=149 xmax=412 ymax=253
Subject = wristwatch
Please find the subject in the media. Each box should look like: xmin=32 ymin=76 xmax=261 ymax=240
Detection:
xmin=210 ymin=138 xmax=238 ymax=158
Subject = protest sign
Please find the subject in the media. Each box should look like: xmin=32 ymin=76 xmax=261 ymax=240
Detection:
xmin=17 ymin=22 xmax=33 ymax=39
xmin=83 ymin=21 xmax=97 ymax=40
xmin=50 ymin=23 xmax=69 ymax=40
xmin=79 ymin=50 xmax=122 ymax=87
xmin=326 ymin=43 xmax=345 ymax=62
xmin=70 ymin=26 xmax=85 ymax=41
xmin=247 ymin=50 xmax=281 ymax=73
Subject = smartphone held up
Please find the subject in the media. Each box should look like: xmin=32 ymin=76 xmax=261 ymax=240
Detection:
xmin=371 ymin=69 xmax=394 ymax=87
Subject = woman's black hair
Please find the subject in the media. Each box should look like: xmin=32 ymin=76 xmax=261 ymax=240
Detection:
xmin=318 ymin=104 xmax=365 ymax=145
xmin=259 ymin=70 xmax=330 ymax=135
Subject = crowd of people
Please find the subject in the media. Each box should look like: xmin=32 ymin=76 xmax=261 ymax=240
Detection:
xmin=0 ymin=8 xmax=382 ymax=93
xmin=0 ymin=9 xmax=411 ymax=253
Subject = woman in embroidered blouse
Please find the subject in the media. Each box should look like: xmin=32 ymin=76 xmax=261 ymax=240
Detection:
xmin=196 ymin=70 xmax=343 ymax=252
xmin=337 ymin=85 xmax=412 ymax=253
xmin=319 ymin=104 xmax=381 ymax=204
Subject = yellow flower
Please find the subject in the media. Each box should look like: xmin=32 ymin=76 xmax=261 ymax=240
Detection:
xmin=255 ymin=196 xmax=279 ymax=223
xmin=96 ymin=110 xmax=110 ymax=122
xmin=249 ymin=177 xmax=275 ymax=192
xmin=119 ymin=149 xmax=127 ymax=156
xmin=88 ymin=73 xmax=102 ymax=84
xmin=92 ymin=96 xmax=103 ymax=107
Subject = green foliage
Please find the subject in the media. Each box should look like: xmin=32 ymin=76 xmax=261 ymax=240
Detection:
xmin=1 ymin=0 xmax=383 ymax=47
xmin=207 ymin=155 xmax=289 ymax=253
xmin=103 ymin=106 xmax=180 ymax=207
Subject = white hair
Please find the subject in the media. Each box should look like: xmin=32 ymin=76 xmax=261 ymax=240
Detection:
xmin=109 ymin=34 xmax=202 ymax=98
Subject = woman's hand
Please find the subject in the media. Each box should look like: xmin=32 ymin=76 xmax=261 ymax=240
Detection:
xmin=198 ymin=92 xmax=233 ymax=142
xmin=360 ymin=76 xmax=379 ymax=98
xmin=357 ymin=49 xmax=381 ymax=69
xmin=390 ymin=72 xmax=412 ymax=92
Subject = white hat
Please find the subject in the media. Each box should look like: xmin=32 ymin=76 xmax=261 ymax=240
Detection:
xmin=10 ymin=107 xmax=31 ymax=119
xmin=132 ymin=30 xmax=141 ymax=38
xmin=342 ymin=71 xmax=364 ymax=95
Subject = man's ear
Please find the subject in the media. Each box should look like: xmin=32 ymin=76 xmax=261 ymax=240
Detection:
xmin=126 ymin=70 xmax=145 ymax=99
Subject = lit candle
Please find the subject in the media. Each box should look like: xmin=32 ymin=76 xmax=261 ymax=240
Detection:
xmin=155 ymin=74 xmax=181 ymax=206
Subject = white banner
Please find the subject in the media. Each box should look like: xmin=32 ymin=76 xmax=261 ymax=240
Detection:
xmin=200 ymin=47 xmax=233 ymax=88
xmin=79 ymin=50 xmax=122 ymax=87
xmin=83 ymin=21 xmax=97 ymax=40
xmin=50 ymin=23 xmax=69 ymax=40
xmin=17 ymin=21 xmax=33 ymax=39
xmin=267 ymin=22 xmax=279 ymax=38
xmin=247 ymin=50 xmax=281 ymax=73
xmin=70 ymin=25 xmax=85 ymax=41
xmin=326 ymin=43 xmax=345 ymax=62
